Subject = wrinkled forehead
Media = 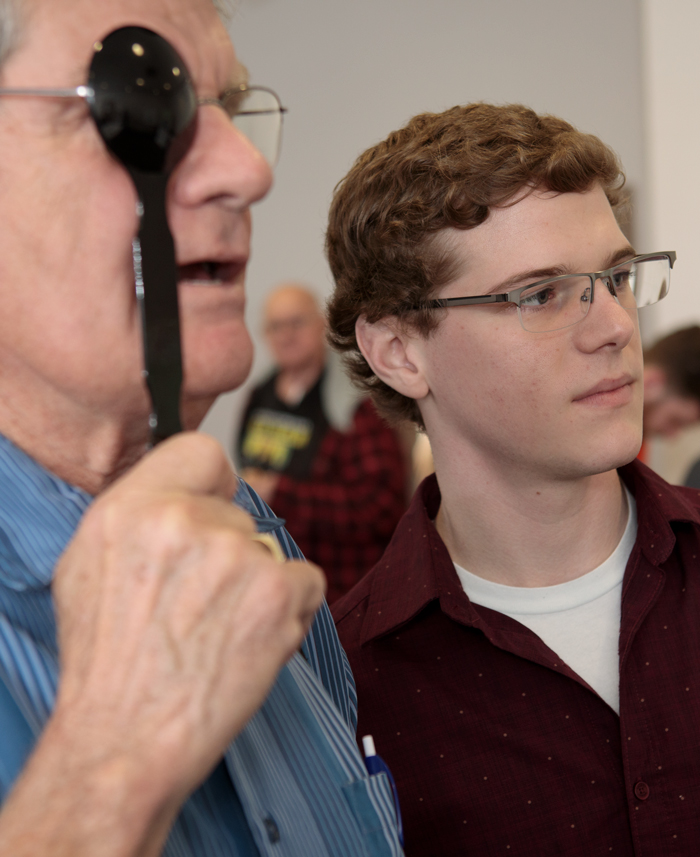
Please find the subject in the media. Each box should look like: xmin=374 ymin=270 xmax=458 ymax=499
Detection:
xmin=9 ymin=0 xmax=242 ymax=92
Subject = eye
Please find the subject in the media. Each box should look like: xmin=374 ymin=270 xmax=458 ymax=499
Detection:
xmin=520 ymin=286 xmax=555 ymax=308
xmin=611 ymin=269 xmax=632 ymax=290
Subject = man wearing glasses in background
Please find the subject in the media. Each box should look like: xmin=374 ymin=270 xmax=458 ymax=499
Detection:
xmin=0 ymin=0 xmax=403 ymax=855
xmin=328 ymin=103 xmax=700 ymax=855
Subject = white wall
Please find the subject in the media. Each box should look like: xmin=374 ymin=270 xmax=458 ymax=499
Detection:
xmin=201 ymin=0 xmax=646 ymax=453
xmin=639 ymin=0 xmax=700 ymax=479
xmin=641 ymin=0 xmax=700 ymax=338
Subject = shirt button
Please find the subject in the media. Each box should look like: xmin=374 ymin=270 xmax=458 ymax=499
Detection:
xmin=263 ymin=816 xmax=281 ymax=843
xmin=634 ymin=781 xmax=650 ymax=800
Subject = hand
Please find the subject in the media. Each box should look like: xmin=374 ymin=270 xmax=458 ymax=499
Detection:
xmin=0 ymin=433 xmax=325 ymax=857
xmin=241 ymin=467 xmax=281 ymax=504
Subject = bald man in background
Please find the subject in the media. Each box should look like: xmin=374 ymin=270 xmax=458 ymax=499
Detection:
xmin=237 ymin=283 xmax=407 ymax=602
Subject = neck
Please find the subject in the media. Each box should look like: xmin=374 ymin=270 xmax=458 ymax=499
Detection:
xmin=0 ymin=352 xmax=218 ymax=494
xmin=0 ymin=366 xmax=155 ymax=495
xmin=433 ymin=449 xmax=628 ymax=588
xmin=275 ymin=359 xmax=324 ymax=406
xmin=0 ymin=409 xmax=149 ymax=496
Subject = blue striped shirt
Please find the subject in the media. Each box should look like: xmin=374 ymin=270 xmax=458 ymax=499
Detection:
xmin=0 ymin=434 xmax=403 ymax=856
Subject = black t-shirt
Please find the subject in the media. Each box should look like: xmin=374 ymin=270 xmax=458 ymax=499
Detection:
xmin=237 ymin=372 xmax=330 ymax=480
xmin=685 ymin=457 xmax=700 ymax=490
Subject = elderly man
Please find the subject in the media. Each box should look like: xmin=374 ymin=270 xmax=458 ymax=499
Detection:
xmin=238 ymin=283 xmax=407 ymax=603
xmin=0 ymin=1 xmax=402 ymax=855
xmin=327 ymin=102 xmax=700 ymax=855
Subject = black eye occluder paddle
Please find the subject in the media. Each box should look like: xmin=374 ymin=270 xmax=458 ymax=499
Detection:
xmin=87 ymin=26 xmax=198 ymax=444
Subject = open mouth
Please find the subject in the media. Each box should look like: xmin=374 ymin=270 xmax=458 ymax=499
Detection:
xmin=177 ymin=260 xmax=243 ymax=285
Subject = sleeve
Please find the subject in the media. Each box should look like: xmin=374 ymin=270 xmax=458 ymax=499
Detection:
xmin=270 ymin=399 xmax=407 ymax=544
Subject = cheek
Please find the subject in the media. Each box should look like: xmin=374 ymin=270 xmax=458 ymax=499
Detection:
xmin=0 ymin=146 xmax=138 ymax=299
xmin=436 ymin=320 xmax=556 ymax=400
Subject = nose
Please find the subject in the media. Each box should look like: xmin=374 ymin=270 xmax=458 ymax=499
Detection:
xmin=169 ymin=103 xmax=273 ymax=211
xmin=575 ymin=275 xmax=637 ymax=352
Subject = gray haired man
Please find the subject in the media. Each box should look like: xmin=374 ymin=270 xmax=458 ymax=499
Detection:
xmin=0 ymin=1 xmax=402 ymax=855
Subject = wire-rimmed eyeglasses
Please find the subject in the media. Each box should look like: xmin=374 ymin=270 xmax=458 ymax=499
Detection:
xmin=0 ymin=81 xmax=286 ymax=167
xmin=423 ymin=252 xmax=676 ymax=333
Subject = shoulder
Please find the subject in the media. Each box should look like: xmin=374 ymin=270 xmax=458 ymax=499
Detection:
xmin=621 ymin=458 xmax=700 ymax=519
xmin=332 ymin=569 xmax=374 ymax=632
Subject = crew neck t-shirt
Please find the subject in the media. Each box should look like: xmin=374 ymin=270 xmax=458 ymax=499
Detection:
xmin=454 ymin=488 xmax=637 ymax=713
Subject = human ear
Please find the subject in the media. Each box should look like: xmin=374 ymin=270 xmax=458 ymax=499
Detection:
xmin=355 ymin=316 xmax=430 ymax=401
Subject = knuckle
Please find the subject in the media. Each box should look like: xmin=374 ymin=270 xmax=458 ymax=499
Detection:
xmin=150 ymin=501 xmax=195 ymax=544
xmin=174 ymin=432 xmax=229 ymax=472
xmin=257 ymin=565 xmax=296 ymax=614
xmin=207 ymin=526 xmax=251 ymax=566
xmin=77 ymin=491 xmax=127 ymax=544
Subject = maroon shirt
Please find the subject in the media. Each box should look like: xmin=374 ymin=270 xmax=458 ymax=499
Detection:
xmin=333 ymin=460 xmax=700 ymax=856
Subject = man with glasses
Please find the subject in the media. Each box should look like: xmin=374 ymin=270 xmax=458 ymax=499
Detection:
xmin=328 ymin=102 xmax=700 ymax=855
xmin=0 ymin=1 xmax=403 ymax=855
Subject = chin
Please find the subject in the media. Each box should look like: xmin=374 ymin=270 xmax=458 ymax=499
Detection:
xmin=181 ymin=396 xmax=218 ymax=431
xmin=577 ymin=434 xmax=643 ymax=477
xmin=181 ymin=326 xmax=254 ymax=398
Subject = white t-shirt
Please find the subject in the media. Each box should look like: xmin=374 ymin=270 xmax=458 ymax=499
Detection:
xmin=454 ymin=488 xmax=637 ymax=714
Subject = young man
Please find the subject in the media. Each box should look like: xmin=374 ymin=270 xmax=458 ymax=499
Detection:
xmin=0 ymin=1 xmax=402 ymax=855
xmin=327 ymin=103 xmax=699 ymax=855
xmin=238 ymin=283 xmax=406 ymax=603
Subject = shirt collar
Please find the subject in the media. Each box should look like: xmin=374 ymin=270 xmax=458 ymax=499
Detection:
xmin=359 ymin=459 xmax=700 ymax=645
xmin=359 ymin=473 xmax=477 ymax=645
xmin=618 ymin=458 xmax=700 ymax=565
xmin=0 ymin=433 xmax=288 ymax=596
xmin=0 ymin=434 xmax=92 ymax=592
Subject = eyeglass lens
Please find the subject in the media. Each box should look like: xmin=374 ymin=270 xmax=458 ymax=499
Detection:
xmin=223 ymin=88 xmax=284 ymax=167
xmin=517 ymin=256 xmax=672 ymax=332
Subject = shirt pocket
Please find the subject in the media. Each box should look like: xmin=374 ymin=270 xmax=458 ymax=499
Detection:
xmin=341 ymin=772 xmax=403 ymax=856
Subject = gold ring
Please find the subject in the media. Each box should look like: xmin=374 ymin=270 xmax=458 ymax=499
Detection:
xmin=251 ymin=532 xmax=286 ymax=562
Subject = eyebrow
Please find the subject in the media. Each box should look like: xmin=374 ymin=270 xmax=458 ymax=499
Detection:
xmin=223 ymin=63 xmax=250 ymax=93
xmin=484 ymin=244 xmax=637 ymax=295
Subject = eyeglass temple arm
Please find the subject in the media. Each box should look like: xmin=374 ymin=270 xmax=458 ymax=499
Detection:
xmin=0 ymin=86 xmax=94 ymax=98
xmin=430 ymin=294 xmax=510 ymax=307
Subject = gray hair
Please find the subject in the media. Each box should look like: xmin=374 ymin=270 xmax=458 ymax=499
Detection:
xmin=212 ymin=0 xmax=238 ymax=22
xmin=0 ymin=0 xmax=237 ymax=74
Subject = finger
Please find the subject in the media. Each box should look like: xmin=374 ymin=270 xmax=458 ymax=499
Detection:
xmin=110 ymin=433 xmax=239 ymax=501
xmin=285 ymin=559 xmax=327 ymax=633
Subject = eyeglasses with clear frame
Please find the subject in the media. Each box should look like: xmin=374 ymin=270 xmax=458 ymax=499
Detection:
xmin=0 ymin=82 xmax=287 ymax=167
xmin=424 ymin=251 xmax=676 ymax=333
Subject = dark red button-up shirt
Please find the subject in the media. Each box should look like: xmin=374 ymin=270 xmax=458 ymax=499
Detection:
xmin=333 ymin=460 xmax=700 ymax=856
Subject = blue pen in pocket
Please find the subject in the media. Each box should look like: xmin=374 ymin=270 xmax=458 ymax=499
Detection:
xmin=362 ymin=735 xmax=404 ymax=848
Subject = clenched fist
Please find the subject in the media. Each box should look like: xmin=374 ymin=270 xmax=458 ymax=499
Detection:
xmin=0 ymin=433 xmax=325 ymax=857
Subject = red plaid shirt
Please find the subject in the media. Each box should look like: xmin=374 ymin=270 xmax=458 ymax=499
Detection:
xmin=271 ymin=399 xmax=406 ymax=603
xmin=333 ymin=460 xmax=700 ymax=856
